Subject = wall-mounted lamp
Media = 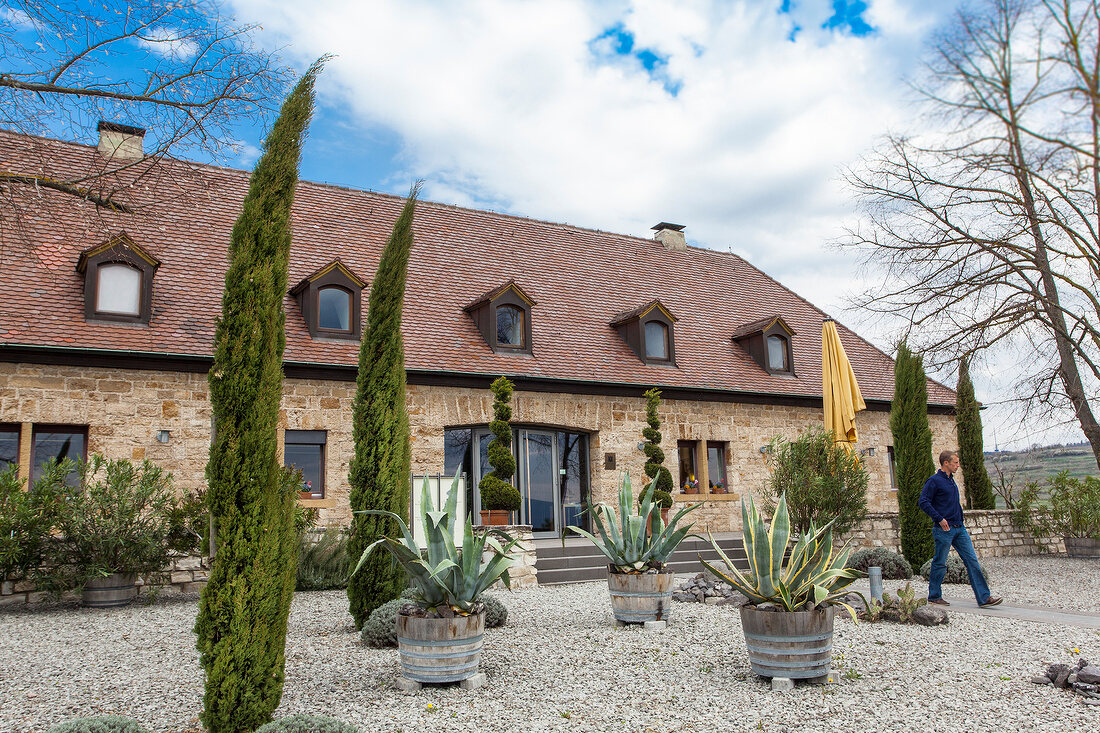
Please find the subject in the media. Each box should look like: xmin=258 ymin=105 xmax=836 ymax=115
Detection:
xmin=860 ymin=446 xmax=876 ymax=457
xmin=156 ymin=430 xmax=171 ymax=444
xmin=759 ymin=445 xmax=771 ymax=454
xmin=637 ymin=442 xmax=646 ymax=451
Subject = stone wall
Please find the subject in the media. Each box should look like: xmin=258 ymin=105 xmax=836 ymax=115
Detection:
xmin=839 ymin=509 xmax=1063 ymax=557
xmin=0 ymin=554 xmax=211 ymax=607
xmin=1 ymin=362 xmax=962 ymax=533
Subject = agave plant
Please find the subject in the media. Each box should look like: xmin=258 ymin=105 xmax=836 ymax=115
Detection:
xmin=568 ymin=473 xmax=699 ymax=573
xmin=702 ymin=494 xmax=863 ymax=619
xmin=351 ymin=475 xmax=519 ymax=614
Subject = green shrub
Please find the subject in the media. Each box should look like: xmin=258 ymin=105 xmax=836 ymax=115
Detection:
xmin=919 ymin=555 xmax=988 ymax=584
xmin=641 ymin=388 xmax=674 ymax=494
xmin=45 ymin=715 xmax=152 ymax=733
xmin=763 ymin=426 xmax=869 ymax=536
xmin=360 ymin=598 xmax=406 ymax=647
xmin=40 ymin=455 xmax=202 ymax=592
xmin=483 ymin=593 xmax=508 ymax=627
xmin=1014 ymin=473 xmax=1100 ymax=541
xmin=0 ymin=462 xmax=67 ymax=581
xmin=846 ymin=548 xmax=913 ymax=579
xmin=254 ymin=714 xmax=358 ymax=733
xmin=296 ymin=526 xmax=351 ymax=591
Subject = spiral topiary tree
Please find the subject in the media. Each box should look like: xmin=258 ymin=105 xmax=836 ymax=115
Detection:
xmin=478 ymin=376 xmax=521 ymax=514
xmin=641 ymin=387 xmax=674 ymax=507
xmin=891 ymin=342 xmax=936 ymax=568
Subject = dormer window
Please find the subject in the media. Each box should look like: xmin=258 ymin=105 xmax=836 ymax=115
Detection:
xmin=465 ymin=280 xmax=536 ymax=355
xmin=732 ymin=315 xmax=796 ymax=376
xmin=290 ymin=260 xmax=365 ymax=340
xmin=76 ymin=233 xmax=159 ymax=324
xmin=611 ymin=300 xmax=678 ymax=366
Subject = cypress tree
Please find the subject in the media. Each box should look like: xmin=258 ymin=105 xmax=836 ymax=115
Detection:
xmin=346 ymin=182 xmax=421 ymax=629
xmin=194 ymin=61 xmax=322 ymax=733
xmin=891 ymin=342 xmax=936 ymax=568
xmin=956 ymin=357 xmax=995 ymax=509
xmin=478 ymin=376 xmax=521 ymax=513
xmin=641 ymin=388 xmax=674 ymax=498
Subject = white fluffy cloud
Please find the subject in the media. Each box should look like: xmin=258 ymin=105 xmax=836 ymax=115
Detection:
xmin=226 ymin=0 xmax=1083 ymax=447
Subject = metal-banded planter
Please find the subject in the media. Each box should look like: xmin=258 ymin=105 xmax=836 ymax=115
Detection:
xmin=1065 ymin=537 xmax=1100 ymax=559
xmin=608 ymin=568 xmax=674 ymax=623
xmin=396 ymin=611 xmax=485 ymax=683
xmin=81 ymin=573 xmax=138 ymax=609
xmin=739 ymin=605 xmax=835 ymax=680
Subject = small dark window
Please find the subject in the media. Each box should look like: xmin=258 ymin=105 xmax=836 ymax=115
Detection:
xmin=0 ymin=424 xmax=20 ymax=472
xmin=678 ymin=440 xmax=699 ymax=492
xmin=645 ymin=321 xmax=669 ymax=360
xmin=317 ymin=286 xmax=352 ymax=332
xmin=767 ymin=335 xmax=789 ymax=371
xmin=31 ymin=425 xmax=87 ymax=486
xmin=707 ymin=441 xmax=728 ymax=492
xmin=496 ymin=305 xmax=525 ymax=347
xmin=77 ymin=235 xmax=159 ymax=324
xmin=887 ymin=446 xmax=898 ymax=491
xmin=285 ymin=430 xmax=326 ymax=499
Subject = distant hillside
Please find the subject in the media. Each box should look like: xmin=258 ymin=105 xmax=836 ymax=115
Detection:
xmin=983 ymin=443 xmax=1097 ymax=507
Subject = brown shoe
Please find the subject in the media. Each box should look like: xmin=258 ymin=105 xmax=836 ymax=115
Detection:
xmin=979 ymin=597 xmax=1003 ymax=608
xmin=928 ymin=598 xmax=950 ymax=606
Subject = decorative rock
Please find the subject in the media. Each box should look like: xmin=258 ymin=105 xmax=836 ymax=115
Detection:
xmin=771 ymin=677 xmax=794 ymax=691
xmin=1083 ymin=698 xmax=1100 ymax=706
xmin=1077 ymin=665 xmax=1100 ymax=685
xmin=459 ymin=673 xmax=487 ymax=690
xmin=1047 ymin=663 xmax=1072 ymax=681
xmin=643 ymin=620 xmax=667 ymax=631
xmin=704 ymin=596 xmax=721 ymax=606
xmin=394 ymin=676 xmax=421 ymax=693
xmin=1055 ymin=669 xmax=1072 ymax=688
xmin=912 ymin=605 xmax=949 ymax=626
xmin=1031 ymin=676 xmax=1053 ymax=685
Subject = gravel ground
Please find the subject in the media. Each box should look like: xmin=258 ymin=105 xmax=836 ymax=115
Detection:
xmin=1 ymin=555 xmax=1097 ymax=733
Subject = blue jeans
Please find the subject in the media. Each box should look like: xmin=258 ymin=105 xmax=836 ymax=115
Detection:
xmin=928 ymin=525 xmax=992 ymax=604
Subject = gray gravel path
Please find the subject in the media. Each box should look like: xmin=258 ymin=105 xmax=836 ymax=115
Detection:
xmin=1 ymin=555 xmax=1097 ymax=733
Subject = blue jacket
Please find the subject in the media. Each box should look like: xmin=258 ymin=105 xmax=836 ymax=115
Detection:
xmin=918 ymin=470 xmax=965 ymax=526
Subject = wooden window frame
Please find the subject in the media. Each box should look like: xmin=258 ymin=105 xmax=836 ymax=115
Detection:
xmin=677 ymin=440 xmax=699 ymax=493
xmin=0 ymin=423 xmax=20 ymax=473
xmin=706 ymin=441 xmax=728 ymax=492
xmin=732 ymin=316 xmax=796 ymax=376
xmin=76 ymin=236 xmax=159 ymax=325
xmin=465 ymin=282 xmax=535 ymax=355
xmin=612 ymin=301 xmax=678 ymax=367
xmin=315 ymin=284 xmax=355 ymax=336
xmin=30 ymin=424 xmax=88 ymax=485
xmin=285 ymin=429 xmax=326 ymax=499
xmin=291 ymin=261 xmax=365 ymax=341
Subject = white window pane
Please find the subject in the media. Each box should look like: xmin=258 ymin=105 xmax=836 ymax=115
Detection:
xmin=318 ymin=287 xmax=351 ymax=330
xmin=767 ymin=335 xmax=787 ymax=370
xmin=645 ymin=321 xmax=668 ymax=359
xmin=96 ymin=264 xmax=141 ymax=315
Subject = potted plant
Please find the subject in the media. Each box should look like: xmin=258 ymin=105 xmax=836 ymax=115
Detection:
xmin=41 ymin=455 xmax=203 ymax=607
xmin=479 ymin=376 xmax=521 ymax=525
xmin=682 ymin=475 xmax=700 ymax=494
xmin=710 ymin=479 xmax=728 ymax=495
xmin=647 ymin=488 xmax=674 ymax=532
xmin=702 ymin=494 xmax=863 ymax=682
xmin=569 ymin=473 xmax=699 ymax=624
xmin=1014 ymin=472 xmax=1100 ymax=558
xmin=353 ymin=475 xmax=519 ymax=684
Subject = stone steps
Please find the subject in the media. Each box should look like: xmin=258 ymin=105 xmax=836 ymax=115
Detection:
xmin=534 ymin=534 xmax=747 ymax=585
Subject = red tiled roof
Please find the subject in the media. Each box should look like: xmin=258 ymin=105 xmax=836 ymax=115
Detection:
xmin=0 ymin=130 xmax=956 ymax=406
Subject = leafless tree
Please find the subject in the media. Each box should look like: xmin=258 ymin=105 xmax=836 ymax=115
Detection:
xmin=0 ymin=0 xmax=289 ymax=212
xmin=847 ymin=0 xmax=1100 ymax=468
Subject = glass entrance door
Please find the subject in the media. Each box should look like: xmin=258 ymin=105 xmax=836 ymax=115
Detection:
xmin=520 ymin=430 xmax=560 ymax=538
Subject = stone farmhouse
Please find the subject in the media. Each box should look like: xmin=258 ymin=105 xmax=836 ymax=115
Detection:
xmin=0 ymin=124 xmax=961 ymax=540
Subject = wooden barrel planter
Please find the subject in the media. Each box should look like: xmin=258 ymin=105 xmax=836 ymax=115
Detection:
xmin=1065 ymin=537 xmax=1100 ymax=559
xmin=739 ymin=605 xmax=835 ymax=680
xmin=396 ymin=611 xmax=485 ymax=683
xmin=81 ymin=573 xmax=138 ymax=609
xmin=608 ymin=568 xmax=674 ymax=623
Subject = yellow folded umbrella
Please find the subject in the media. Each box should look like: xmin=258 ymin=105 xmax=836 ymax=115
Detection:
xmin=822 ymin=318 xmax=866 ymax=451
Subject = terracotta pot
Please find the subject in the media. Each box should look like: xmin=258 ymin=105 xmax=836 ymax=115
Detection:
xmin=647 ymin=508 xmax=670 ymax=534
xmin=710 ymin=485 xmax=728 ymax=494
xmin=740 ymin=605 xmax=835 ymax=681
xmin=479 ymin=509 xmax=511 ymax=526
xmin=682 ymin=485 xmax=699 ymax=494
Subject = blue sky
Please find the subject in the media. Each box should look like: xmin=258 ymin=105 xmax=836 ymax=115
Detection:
xmin=5 ymin=0 xmax=1085 ymax=449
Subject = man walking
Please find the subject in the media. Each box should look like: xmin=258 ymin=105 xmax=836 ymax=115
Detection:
xmin=918 ymin=450 xmax=1002 ymax=608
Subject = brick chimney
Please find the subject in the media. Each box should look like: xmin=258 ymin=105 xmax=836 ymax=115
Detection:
xmin=97 ymin=121 xmax=146 ymax=161
xmin=652 ymin=222 xmax=687 ymax=251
